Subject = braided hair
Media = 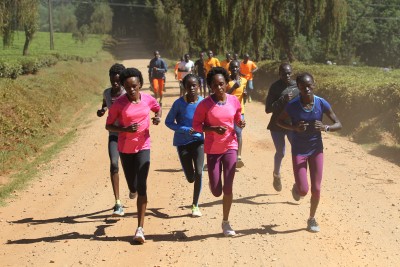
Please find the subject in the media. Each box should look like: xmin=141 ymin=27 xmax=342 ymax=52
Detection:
xmin=182 ymin=73 xmax=201 ymax=88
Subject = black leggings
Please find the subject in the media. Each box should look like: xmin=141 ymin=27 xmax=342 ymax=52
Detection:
xmin=119 ymin=149 xmax=150 ymax=196
xmin=177 ymin=141 xmax=204 ymax=206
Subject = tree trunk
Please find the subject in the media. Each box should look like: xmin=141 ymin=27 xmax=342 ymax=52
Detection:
xmin=23 ymin=28 xmax=31 ymax=56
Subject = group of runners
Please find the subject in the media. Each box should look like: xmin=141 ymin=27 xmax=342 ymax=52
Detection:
xmin=96 ymin=50 xmax=342 ymax=244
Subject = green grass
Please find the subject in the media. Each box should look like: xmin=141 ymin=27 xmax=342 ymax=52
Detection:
xmin=0 ymin=31 xmax=105 ymax=59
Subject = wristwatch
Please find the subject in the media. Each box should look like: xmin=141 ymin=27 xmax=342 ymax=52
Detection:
xmin=324 ymin=125 xmax=330 ymax=132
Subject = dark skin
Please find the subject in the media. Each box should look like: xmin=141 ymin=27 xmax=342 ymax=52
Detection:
xmin=105 ymin=76 xmax=161 ymax=228
xmin=105 ymin=76 xmax=161 ymax=133
xmin=203 ymin=74 xmax=246 ymax=135
xmin=279 ymin=64 xmax=295 ymax=102
xmin=227 ymin=61 xmax=247 ymax=97
xmin=184 ymin=77 xmax=200 ymax=135
xmin=277 ymin=74 xmax=342 ymax=218
xmin=97 ymin=74 xmax=123 ymax=117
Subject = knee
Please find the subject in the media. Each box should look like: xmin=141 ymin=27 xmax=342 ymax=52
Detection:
xmin=210 ymin=186 xmax=222 ymax=197
xmin=110 ymin=162 xmax=119 ymax=174
xmin=311 ymin=187 xmax=321 ymax=199
xmin=298 ymin=186 xmax=309 ymax=196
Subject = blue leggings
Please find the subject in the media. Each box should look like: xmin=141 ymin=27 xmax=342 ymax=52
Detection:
xmin=119 ymin=149 xmax=150 ymax=196
xmin=207 ymin=149 xmax=237 ymax=197
xmin=270 ymin=130 xmax=293 ymax=174
xmin=177 ymin=141 xmax=204 ymax=206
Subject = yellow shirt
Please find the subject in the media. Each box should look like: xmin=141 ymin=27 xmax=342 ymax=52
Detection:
xmin=227 ymin=77 xmax=247 ymax=114
xmin=205 ymin=57 xmax=221 ymax=75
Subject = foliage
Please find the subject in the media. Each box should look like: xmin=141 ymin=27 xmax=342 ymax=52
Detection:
xmin=72 ymin=24 xmax=90 ymax=44
xmin=90 ymin=3 xmax=113 ymax=34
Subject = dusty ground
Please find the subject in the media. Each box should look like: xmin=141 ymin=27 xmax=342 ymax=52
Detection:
xmin=0 ymin=39 xmax=399 ymax=267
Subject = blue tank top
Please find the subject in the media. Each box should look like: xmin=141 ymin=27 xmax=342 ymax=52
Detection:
xmin=285 ymin=95 xmax=331 ymax=156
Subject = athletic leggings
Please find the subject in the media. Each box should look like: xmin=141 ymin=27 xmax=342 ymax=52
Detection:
xmin=292 ymin=152 xmax=323 ymax=199
xmin=177 ymin=141 xmax=204 ymax=206
xmin=152 ymin=78 xmax=164 ymax=96
xmin=270 ymin=130 xmax=293 ymax=175
xmin=108 ymin=135 xmax=119 ymax=174
xmin=119 ymin=149 xmax=150 ymax=196
xmin=207 ymin=149 xmax=237 ymax=197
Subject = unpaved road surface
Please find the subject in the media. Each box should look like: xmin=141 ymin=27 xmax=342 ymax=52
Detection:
xmin=1 ymin=39 xmax=399 ymax=266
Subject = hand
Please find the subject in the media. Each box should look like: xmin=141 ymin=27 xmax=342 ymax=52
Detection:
xmin=237 ymin=120 xmax=246 ymax=128
xmin=189 ymin=128 xmax=195 ymax=135
xmin=151 ymin=117 xmax=161 ymax=125
xmin=284 ymin=91 xmax=293 ymax=102
xmin=295 ymin=121 xmax=309 ymax=132
xmin=243 ymin=90 xmax=248 ymax=97
xmin=124 ymin=123 xmax=140 ymax=133
xmin=313 ymin=120 xmax=325 ymax=131
xmin=212 ymin=126 xmax=227 ymax=135
xmin=97 ymin=109 xmax=105 ymax=117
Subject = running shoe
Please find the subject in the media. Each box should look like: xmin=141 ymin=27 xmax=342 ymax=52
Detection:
xmin=291 ymin=183 xmax=302 ymax=201
xmin=133 ymin=227 xmax=145 ymax=244
xmin=191 ymin=205 xmax=202 ymax=217
xmin=222 ymin=221 xmax=236 ymax=237
xmin=273 ymin=172 xmax=282 ymax=192
xmin=112 ymin=203 xmax=124 ymax=217
xmin=129 ymin=191 xmax=137 ymax=199
xmin=203 ymin=164 xmax=208 ymax=171
xmin=236 ymin=158 xmax=244 ymax=168
xmin=307 ymin=218 xmax=320 ymax=233
xmin=248 ymin=95 xmax=252 ymax=103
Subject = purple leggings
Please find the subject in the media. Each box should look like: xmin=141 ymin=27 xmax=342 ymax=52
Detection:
xmin=292 ymin=152 xmax=323 ymax=199
xmin=207 ymin=149 xmax=237 ymax=197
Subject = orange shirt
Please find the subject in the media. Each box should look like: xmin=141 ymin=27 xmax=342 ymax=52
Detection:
xmin=174 ymin=61 xmax=182 ymax=80
xmin=227 ymin=77 xmax=247 ymax=114
xmin=240 ymin=60 xmax=257 ymax=80
xmin=205 ymin=57 xmax=221 ymax=75
xmin=220 ymin=59 xmax=231 ymax=73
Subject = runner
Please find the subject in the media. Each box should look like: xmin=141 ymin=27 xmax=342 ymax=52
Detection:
xmin=177 ymin=54 xmax=195 ymax=97
xmin=193 ymin=67 xmax=245 ymax=237
xmin=194 ymin=52 xmax=207 ymax=97
xmin=277 ymin=72 xmax=342 ymax=233
xmin=220 ymin=52 xmax=232 ymax=73
xmin=265 ymin=63 xmax=299 ymax=192
xmin=239 ymin=53 xmax=258 ymax=103
xmin=97 ymin=63 xmax=127 ymax=217
xmin=148 ymin=50 xmax=168 ymax=105
xmin=204 ymin=50 xmax=220 ymax=77
xmin=227 ymin=60 xmax=247 ymax=168
xmin=165 ymin=74 xmax=204 ymax=217
xmin=106 ymin=68 xmax=162 ymax=244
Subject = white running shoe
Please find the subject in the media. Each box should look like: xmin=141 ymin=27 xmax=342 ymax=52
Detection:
xmin=222 ymin=221 xmax=236 ymax=237
xmin=133 ymin=227 xmax=145 ymax=244
xmin=191 ymin=205 xmax=202 ymax=217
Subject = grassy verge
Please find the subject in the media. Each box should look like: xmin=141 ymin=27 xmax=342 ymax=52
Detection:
xmin=0 ymin=51 xmax=115 ymax=204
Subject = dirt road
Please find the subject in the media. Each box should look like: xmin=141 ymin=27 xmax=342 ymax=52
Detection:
xmin=1 ymin=39 xmax=399 ymax=266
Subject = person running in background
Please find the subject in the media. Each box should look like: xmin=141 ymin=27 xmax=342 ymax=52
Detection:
xmin=177 ymin=54 xmax=195 ymax=97
xmin=148 ymin=50 xmax=168 ymax=105
xmin=239 ymin=53 xmax=258 ymax=103
xmin=233 ymin=53 xmax=239 ymax=61
xmin=204 ymin=50 xmax=221 ymax=78
xmin=265 ymin=63 xmax=298 ymax=192
xmin=277 ymin=72 xmax=342 ymax=233
xmin=227 ymin=60 xmax=247 ymax=168
xmin=97 ymin=63 xmax=127 ymax=217
xmin=165 ymin=74 xmax=204 ymax=217
xmin=106 ymin=68 xmax=162 ymax=244
xmin=174 ymin=56 xmax=184 ymax=84
xmin=220 ymin=52 xmax=232 ymax=74
xmin=193 ymin=67 xmax=245 ymax=237
xmin=194 ymin=52 xmax=207 ymax=97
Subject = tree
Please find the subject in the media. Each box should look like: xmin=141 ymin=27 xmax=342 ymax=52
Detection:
xmin=90 ymin=3 xmax=113 ymax=34
xmin=21 ymin=0 xmax=40 ymax=55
